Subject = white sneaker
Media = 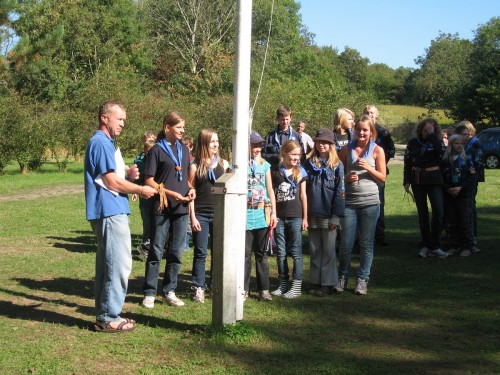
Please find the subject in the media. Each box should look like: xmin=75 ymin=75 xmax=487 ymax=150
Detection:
xmin=354 ymin=278 xmax=368 ymax=295
xmin=460 ymin=249 xmax=471 ymax=257
xmin=142 ymin=296 xmax=155 ymax=309
xmin=433 ymin=248 xmax=449 ymax=259
xmin=471 ymin=246 xmax=480 ymax=253
xmin=192 ymin=287 xmax=205 ymax=303
xmin=419 ymin=247 xmax=430 ymax=258
xmin=163 ymin=291 xmax=185 ymax=307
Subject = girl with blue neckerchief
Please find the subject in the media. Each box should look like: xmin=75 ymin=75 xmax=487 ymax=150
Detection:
xmin=304 ymin=128 xmax=345 ymax=297
xmin=270 ymin=139 xmax=308 ymax=299
xmin=142 ymin=111 xmax=196 ymax=309
xmin=188 ymin=129 xmax=229 ymax=303
xmin=338 ymin=115 xmax=386 ymax=296
xmin=440 ymin=134 xmax=476 ymax=257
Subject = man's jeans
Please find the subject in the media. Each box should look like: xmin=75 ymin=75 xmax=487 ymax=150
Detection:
xmin=339 ymin=204 xmax=379 ymax=281
xmin=91 ymin=214 xmax=132 ymax=322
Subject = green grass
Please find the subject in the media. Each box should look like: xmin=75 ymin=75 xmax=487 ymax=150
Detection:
xmin=0 ymin=162 xmax=499 ymax=374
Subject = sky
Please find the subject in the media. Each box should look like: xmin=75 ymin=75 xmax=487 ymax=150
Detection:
xmin=297 ymin=0 xmax=499 ymax=69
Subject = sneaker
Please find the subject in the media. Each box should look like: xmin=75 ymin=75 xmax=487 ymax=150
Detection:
xmin=460 ymin=249 xmax=471 ymax=257
xmin=336 ymin=277 xmax=348 ymax=292
xmin=163 ymin=291 xmax=185 ymax=307
xmin=192 ymin=287 xmax=205 ymax=303
xmin=259 ymin=290 xmax=273 ymax=301
xmin=446 ymin=247 xmax=459 ymax=255
xmin=354 ymin=278 xmax=368 ymax=295
xmin=243 ymin=291 xmax=249 ymax=301
xmin=142 ymin=296 xmax=155 ymax=309
xmin=433 ymin=248 xmax=449 ymax=259
xmin=471 ymin=246 xmax=480 ymax=253
xmin=418 ymin=247 xmax=430 ymax=258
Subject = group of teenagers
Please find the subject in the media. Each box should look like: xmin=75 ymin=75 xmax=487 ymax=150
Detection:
xmin=84 ymin=100 xmax=482 ymax=333
xmin=132 ymin=104 xmax=392 ymax=309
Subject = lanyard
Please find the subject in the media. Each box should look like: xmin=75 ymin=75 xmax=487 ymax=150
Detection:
xmin=158 ymin=139 xmax=183 ymax=181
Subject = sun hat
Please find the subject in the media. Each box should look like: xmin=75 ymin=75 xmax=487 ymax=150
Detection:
xmin=313 ymin=128 xmax=335 ymax=143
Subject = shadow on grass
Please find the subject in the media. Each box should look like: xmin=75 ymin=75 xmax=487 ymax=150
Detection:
xmin=48 ymin=230 xmax=96 ymax=254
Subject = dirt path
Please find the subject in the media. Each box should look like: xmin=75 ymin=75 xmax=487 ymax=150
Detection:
xmin=0 ymin=184 xmax=84 ymax=202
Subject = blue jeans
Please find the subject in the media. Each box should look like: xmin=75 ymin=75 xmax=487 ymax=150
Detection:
xmin=339 ymin=204 xmax=380 ymax=281
xmin=411 ymin=184 xmax=444 ymax=250
xmin=275 ymin=217 xmax=303 ymax=281
xmin=91 ymin=214 xmax=132 ymax=322
xmin=143 ymin=214 xmax=188 ymax=296
xmin=192 ymin=212 xmax=213 ymax=289
xmin=139 ymin=197 xmax=152 ymax=244
xmin=375 ymin=182 xmax=386 ymax=241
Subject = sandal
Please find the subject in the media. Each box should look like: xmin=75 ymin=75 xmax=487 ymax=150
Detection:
xmin=95 ymin=318 xmax=136 ymax=333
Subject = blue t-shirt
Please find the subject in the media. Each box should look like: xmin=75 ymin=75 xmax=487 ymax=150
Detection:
xmin=246 ymin=160 xmax=271 ymax=230
xmin=84 ymin=130 xmax=130 ymax=220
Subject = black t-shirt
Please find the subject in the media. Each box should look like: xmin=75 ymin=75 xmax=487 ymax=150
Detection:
xmin=144 ymin=141 xmax=190 ymax=215
xmin=193 ymin=163 xmax=225 ymax=213
xmin=271 ymin=165 xmax=307 ymax=218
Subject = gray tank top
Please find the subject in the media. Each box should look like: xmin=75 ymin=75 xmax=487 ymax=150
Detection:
xmin=345 ymin=141 xmax=380 ymax=208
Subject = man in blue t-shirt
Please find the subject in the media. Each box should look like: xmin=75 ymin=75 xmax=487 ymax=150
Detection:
xmin=85 ymin=100 xmax=156 ymax=333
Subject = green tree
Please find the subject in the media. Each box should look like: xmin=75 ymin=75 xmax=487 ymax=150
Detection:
xmin=411 ymin=33 xmax=473 ymax=109
xmin=144 ymin=0 xmax=236 ymax=96
xmin=9 ymin=0 xmax=152 ymax=102
xmin=450 ymin=17 xmax=500 ymax=126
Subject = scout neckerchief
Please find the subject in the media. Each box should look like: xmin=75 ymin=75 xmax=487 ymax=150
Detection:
xmin=280 ymin=163 xmax=299 ymax=196
xmin=250 ymin=158 xmax=257 ymax=178
xmin=308 ymin=158 xmax=329 ymax=178
xmin=208 ymin=156 xmax=218 ymax=183
xmin=274 ymin=126 xmax=295 ymax=148
xmin=349 ymin=139 xmax=376 ymax=164
xmin=158 ymin=138 xmax=183 ymax=181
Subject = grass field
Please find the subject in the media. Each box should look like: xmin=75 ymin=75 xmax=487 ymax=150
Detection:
xmin=0 ymin=161 xmax=499 ymax=374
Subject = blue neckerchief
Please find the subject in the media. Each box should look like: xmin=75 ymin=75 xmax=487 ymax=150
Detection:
xmin=309 ymin=158 xmax=328 ymax=178
xmin=349 ymin=139 xmax=376 ymax=164
xmin=279 ymin=163 xmax=298 ymax=194
xmin=250 ymin=158 xmax=256 ymax=178
xmin=158 ymin=138 xmax=183 ymax=181
xmin=208 ymin=156 xmax=217 ymax=183
xmin=274 ymin=126 xmax=295 ymax=148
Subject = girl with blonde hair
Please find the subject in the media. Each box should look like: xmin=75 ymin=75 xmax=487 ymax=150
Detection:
xmin=270 ymin=140 xmax=308 ymax=299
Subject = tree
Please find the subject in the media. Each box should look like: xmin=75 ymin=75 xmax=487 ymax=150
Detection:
xmin=338 ymin=47 xmax=369 ymax=90
xmin=9 ymin=0 xmax=152 ymax=102
xmin=411 ymin=33 xmax=473 ymax=109
xmin=450 ymin=17 xmax=500 ymax=126
xmin=144 ymin=0 xmax=236 ymax=95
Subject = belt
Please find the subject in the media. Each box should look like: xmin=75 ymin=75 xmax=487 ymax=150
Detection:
xmin=247 ymin=203 xmax=265 ymax=209
xmin=412 ymin=166 xmax=440 ymax=172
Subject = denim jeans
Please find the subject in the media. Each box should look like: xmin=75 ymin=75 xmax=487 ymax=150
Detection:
xmin=139 ymin=197 xmax=152 ymax=244
xmin=275 ymin=217 xmax=303 ymax=281
xmin=143 ymin=213 xmax=188 ymax=296
xmin=375 ymin=182 xmax=386 ymax=241
xmin=91 ymin=214 xmax=132 ymax=322
xmin=339 ymin=204 xmax=379 ymax=281
xmin=192 ymin=212 xmax=213 ymax=289
xmin=411 ymin=184 xmax=444 ymax=250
